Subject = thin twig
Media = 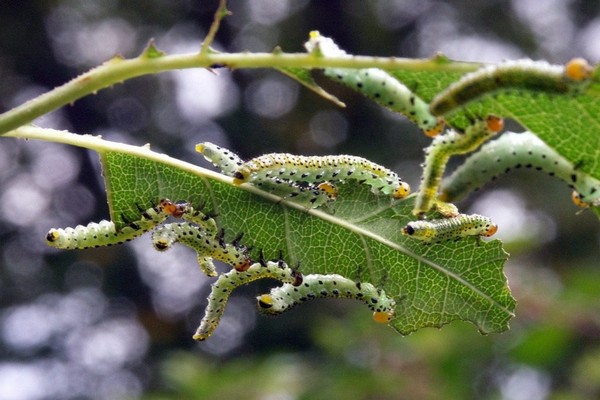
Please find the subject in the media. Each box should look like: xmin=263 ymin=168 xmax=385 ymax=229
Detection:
xmin=200 ymin=0 xmax=230 ymax=56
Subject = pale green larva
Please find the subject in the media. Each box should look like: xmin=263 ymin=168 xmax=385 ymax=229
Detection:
xmin=234 ymin=153 xmax=410 ymax=200
xmin=46 ymin=202 xmax=168 ymax=250
xmin=196 ymin=142 xmax=341 ymax=208
xmin=257 ymin=273 xmax=396 ymax=324
xmin=193 ymin=260 xmax=302 ymax=341
xmin=430 ymin=58 xmax=594 ymax=117
xmin=439 ymin=131 xmax=600 ymax=207
xmin=305 ymin=31 xmax=445 ymax=137
xmin=402 ymin=213 xmax=498 ymax=243
xmin=152 ymin=222 xmax=251 ymax=276
xmin=413 ymin=115 xmax=504 ymax=216
xmin=195 ymin=142 xmax=244 ymax=177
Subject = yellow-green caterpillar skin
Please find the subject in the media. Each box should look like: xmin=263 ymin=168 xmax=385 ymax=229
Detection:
xmin=234 ymin=153 xmax=410 ymax=200
xmin=196 ymin=142 xmax=341 ymax=208
xmin=46 ymin=203 xmax=168 ymax=250
xmin=193 ymin=260 xmax=300 ymax=341
xmin=195 ymin=142 xmax=244 ymax=176
xmin=305 ymin=31 xmax=444 ymax=137
xmin=430 ymin=58 xmax=593 ymax=117
xmin=440 ymin=132 xmax=600 ymax=207
xmin=413 ymin=116 xmax=504 ymax=216
xmin=152 ymin=222 xmax=251 ymax=276
xmin=402 ymin=214 xmax=498 ymax=243
xmin=256 ymin=273 xmax=396 ymax=324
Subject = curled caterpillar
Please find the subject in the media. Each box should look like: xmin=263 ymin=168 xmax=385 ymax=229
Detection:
xmin=430 ymin=58 xmax=594 ymax=116
xmin=234 ymin=153 xmax=410 ymax=200
xmin=413 ymin=115 xmax=504 ymax=216
xmin=152 ymin=222 xmax=251 ymax=276
xmin=439 ymin=131 xmax=600 ymax=208
xmin=193 ymin=260 xmax=301 ymax=341
xmin=402 ymin=213 xmax=498 ymax=243
xmin=305 ymin=31 xmax=445 ymax=137
xmin=46 ymin=202 xmax=168 ymax=250
xmin=256 ymin=273 xmax=396 ymax=324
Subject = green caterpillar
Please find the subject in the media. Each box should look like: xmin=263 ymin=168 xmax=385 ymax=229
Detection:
xmin=440 ymin=131 xmax=600 ymax=208
xmin=233 ymin=153 xmax=410 ymax=200
xmin=196 ymin=142 xmax=340 ymax=208
xmin=193 ymin=260 xmax=302 ymax=341
xmin=430 ymin=58 xmax=593 ymax=116
xmin=256 ymin=273 xmax=396 ymax=324
xmin=152 ymin=222 xmax=251 ymax=276
xmin=402 ymin=213 xmax=498 ymax=243
xmin=46 ymin=202 xmax=169 ymax=250
xmin=305 ymin=31 xmax=445 ymax=137
xmin=195 ymin=142 xmax=244 ymax=177
xmin=413 ymin=115 xmax=504 ymax=216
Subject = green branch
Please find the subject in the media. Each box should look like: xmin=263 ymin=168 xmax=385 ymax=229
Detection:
xmin=0 ymin=48 xmax=481 ymax=135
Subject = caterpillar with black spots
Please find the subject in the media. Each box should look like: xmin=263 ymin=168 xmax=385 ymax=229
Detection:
xmin=402 ymin=213 xmax=498 ymax=243
xmin=193 ymin=260 xmax=302 ymax=341
xmin=256 ymin=273 xmax=396 ymax=324
xmin=195 ymin=142 xmax=244 ymax=177
xmin=430 ymin=58 xmax=594 ymax=117
xmin=439 ymin=131 xmax=600 ymax=208
xmin=413 ymin=115 xmax=505 ymax=216
xmin=152 ymin=222 xmax=252 ymax=276
xmin=46 ymin=201 xmax=171 ymax=250
xmin=196 ymin=142 xmax=340 ymax=209
xmin=305 ymin=31 xmax=445 ymax=137
xmin=233 ymin=153 xmax=410 ymax=200
xmin=253 ymin=177 xmax=339 ymax=209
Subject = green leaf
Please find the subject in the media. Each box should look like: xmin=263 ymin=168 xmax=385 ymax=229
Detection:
xmin=100 ymin=148 xmax=515 ymax=335
xmin=444 ymin=81 xmax=600 ymax=180
xmin=390 ymin=66 xmax=600 ymax=182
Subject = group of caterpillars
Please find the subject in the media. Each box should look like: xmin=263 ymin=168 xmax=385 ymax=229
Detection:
xmin=46 ymin=198 xmax=397 ymax=341
xmin=306 ymin=31 xmax=598 ymax=214
xmin=45 ymin=33 xmax=598 ymax=341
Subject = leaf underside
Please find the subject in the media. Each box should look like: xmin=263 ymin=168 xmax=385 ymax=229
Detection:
xmin=100 ymin=151 xmax=515 ymax=335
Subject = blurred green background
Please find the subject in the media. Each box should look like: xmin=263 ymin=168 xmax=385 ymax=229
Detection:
xmin=0 ymin=1 xmax=599 ymax=399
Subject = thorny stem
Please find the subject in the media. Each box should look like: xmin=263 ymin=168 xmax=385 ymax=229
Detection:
xmin=0 ymin=51 xmax=480 ymax=136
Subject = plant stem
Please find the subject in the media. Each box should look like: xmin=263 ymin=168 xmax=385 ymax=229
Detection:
xmin=0 ymin=51 xmax=480 ymax=135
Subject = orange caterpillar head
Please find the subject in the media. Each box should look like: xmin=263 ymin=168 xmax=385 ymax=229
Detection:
xmin=565 ymin=58 xmax=593 ymax=81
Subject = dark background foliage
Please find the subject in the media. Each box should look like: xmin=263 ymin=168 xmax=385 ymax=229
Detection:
xmin=0 ymin=1 xmax=599 ymax=399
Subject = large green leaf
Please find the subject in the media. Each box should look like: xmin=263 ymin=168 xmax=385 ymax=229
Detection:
xmin=100 ymin=149 xmax=514 ymax=335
